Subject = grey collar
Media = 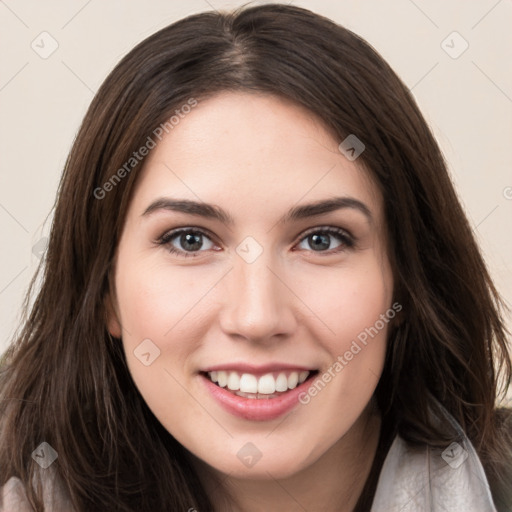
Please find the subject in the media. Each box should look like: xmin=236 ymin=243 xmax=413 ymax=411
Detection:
xmin=371 ymin=405 xmax=497 ymax=511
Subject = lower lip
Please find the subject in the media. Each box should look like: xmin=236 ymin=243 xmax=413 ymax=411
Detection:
xmin=201 ymin=374 xmax=315 ymax=421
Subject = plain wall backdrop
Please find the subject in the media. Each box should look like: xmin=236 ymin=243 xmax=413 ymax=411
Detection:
xmin=1 ymin=0 xmax=511 ymax=401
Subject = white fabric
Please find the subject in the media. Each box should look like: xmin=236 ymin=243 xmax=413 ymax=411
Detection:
xmin=0 ymin=464 xmax=73 ymax=512
xmin=371 ymin=400 xmax=497 ymax=511
xmin=371 ymin=433 xmax=497 ymax=511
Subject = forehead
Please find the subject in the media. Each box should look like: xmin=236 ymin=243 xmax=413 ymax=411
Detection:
xmin=130 ymin=91 xmax=382 ymax=222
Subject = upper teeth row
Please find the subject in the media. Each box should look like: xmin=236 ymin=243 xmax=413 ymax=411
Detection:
xmin=208 ymin=370 xmax=310 ymax=394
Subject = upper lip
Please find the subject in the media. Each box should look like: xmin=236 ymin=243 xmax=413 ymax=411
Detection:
xmin=201 ymin=363 xmax=317 ymax=374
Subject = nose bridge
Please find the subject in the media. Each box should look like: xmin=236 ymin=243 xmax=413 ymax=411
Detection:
xmin=219 ymin=249 xmax=296 ymax=341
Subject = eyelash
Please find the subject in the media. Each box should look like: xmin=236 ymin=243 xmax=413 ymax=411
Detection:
xmin=156 ymin=226 xmax=355 ymax=258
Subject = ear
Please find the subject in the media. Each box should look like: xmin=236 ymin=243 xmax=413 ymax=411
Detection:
xmin=105 ymin=293 xmax=122 ymax=338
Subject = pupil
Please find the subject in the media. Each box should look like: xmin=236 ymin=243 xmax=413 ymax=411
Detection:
xmin=182 ymin=232 xmax=202 ymax=251
xmin=310 ymin=233 xmax=329 ymax=251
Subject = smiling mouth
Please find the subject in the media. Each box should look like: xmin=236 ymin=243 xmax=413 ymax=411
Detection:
xmin=202 ymin=369 xmax=319 ymax=399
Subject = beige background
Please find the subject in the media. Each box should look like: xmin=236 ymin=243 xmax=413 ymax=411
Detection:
xmin=1 ymin=0 xmax=511 ymax=403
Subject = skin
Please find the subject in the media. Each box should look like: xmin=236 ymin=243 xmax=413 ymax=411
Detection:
xmin=108 ymin=92 xmax=394 ymax=511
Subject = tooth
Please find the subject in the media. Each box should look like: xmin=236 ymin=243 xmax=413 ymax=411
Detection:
xmin=214 ymin=369 xmax=310 ymax=394
xmin=288 ymin=371 xmax=299 ymax=389
xmin=239 ymin=373 xmax=258 ymax=393
xmin=258 ymin=373 xmax=276 ymax=394
xmin=298 ymin=371 xmax=309 ymax=384
xmin=227 ymin=372 xmax=240 ymax=391
xmin=275 ymin=373 xmax=288 ymax=392
xmin=217 ymin=371 xmax=228 ymax=387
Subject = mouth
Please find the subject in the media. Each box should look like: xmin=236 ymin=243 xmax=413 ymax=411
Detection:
xmin=202 ymin=369 xmax=319 ymax=399
xmin=199 ymin=363 xmax=320 ymax=420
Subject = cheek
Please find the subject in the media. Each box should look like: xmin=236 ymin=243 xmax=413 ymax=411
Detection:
xmin=289 ymin=263 xmax=392 ymax=459
xmin=114 ymin=257 xmax=215 ymax=429
xmin=290 ymin=256 xmax=392 ymax=419
xmin=115 ymin=254 xmax=212 ymax=345
xmin=295 ymin=257 xmax=393 ymax=354
xmin=113 ymin=255 xmax=205 ymax=387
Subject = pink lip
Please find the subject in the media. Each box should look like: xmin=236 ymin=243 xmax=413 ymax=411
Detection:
xmin=201 ymin=373 xmax=315 ymax=421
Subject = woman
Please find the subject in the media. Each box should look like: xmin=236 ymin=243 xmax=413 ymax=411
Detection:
xmin=0 ymin=4 xmax=510 ymax=511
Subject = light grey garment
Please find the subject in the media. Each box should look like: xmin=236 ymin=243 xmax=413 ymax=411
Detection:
xmin=371 ymin=396 xmax=497 ymax=511
xmin=0 ymin=411 xmax=498 ymax=511
xmin=0 ymin=464 xmax=74 ymax=512
xmin=370 ymin=433 xmax=497 ymax=511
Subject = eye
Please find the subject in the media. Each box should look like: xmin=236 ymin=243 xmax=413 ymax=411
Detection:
xmin=157 ymin=228 xmax=217 ymax=258
xmin=157 ymin=226 xmax=354 ymax=258
xmin=295 ymin=227 xmax=354 ymax=254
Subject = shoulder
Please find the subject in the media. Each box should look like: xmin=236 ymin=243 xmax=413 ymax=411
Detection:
xmin=371 ymin=433 xmax=497 ymax=511
xmin=0 ymin=477 xmax=33 ymax=512
xmin=0 ymin=469 xmax=75 ymax=512
xmin=371 ymin=399 xmax=503 ymax=512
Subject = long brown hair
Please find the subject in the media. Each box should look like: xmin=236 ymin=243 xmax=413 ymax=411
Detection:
xmin=1 ymin=4 xmax=510 ymax=510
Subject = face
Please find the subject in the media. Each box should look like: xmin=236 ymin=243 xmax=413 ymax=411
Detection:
xmin=108 ymin=91 xmax=394 ymax=479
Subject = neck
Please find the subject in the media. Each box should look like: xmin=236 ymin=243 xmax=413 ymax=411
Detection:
xmin=195 ymin=402 xmax=382 ymax=512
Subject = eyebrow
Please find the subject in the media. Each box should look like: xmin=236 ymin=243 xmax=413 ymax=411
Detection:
xmin=141 ymin=196 xmax=372 ymax=225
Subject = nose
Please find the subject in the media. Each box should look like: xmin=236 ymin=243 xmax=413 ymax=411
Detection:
xmin=218 ymin=254 xmax=298 ymax=344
